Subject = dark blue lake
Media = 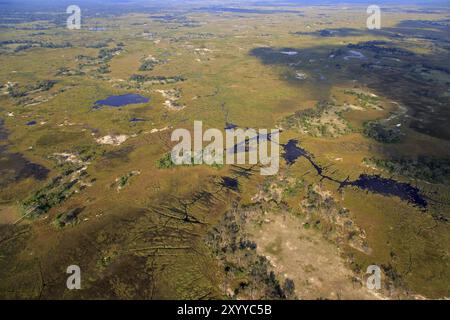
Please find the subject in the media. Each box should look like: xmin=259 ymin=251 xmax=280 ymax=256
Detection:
xmin=341 ymin=174 xmax=428 ymax=208
xmin=282 ymin=139 xmax=308 ymax=165
xmin=94 ymin=94 xmax=150 ymax=108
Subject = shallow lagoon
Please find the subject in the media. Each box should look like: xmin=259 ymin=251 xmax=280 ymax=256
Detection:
xmin=93 ymin=94 xmax=150 ymax=108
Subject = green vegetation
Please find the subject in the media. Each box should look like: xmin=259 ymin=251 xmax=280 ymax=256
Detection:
xmin=207 ymin=207 xmax=295 ymax=299
xmin=7 ymin=80 xmax=57 ymax=97
xmin=302 ymin=185 xmax=370 ymax=253
xmin=157 ymin=152 xmax=223 ymax=169
xmin=53 ymin=208 xmax=82 ymax=228
xmin=97 ymin=65 xmax=111 ymax=74
xmin=363 ymin=120 xmax=402 ymax=143
xmin=281 ymin=101 xmax=352 ymax=137
xmin=55 ymin=67 xmax=84 ymax=76
xmin=156 ymin=153 xmax=176 ymax=169
xmin=139 ymin=58 xmax=161 ymax=71
xmin=98 ymin=47 xmax=122 ymax=61
xmin=129 ymin=74 xmax=185 ymax=84
xmin=21 ymin=176 xmax=78 ymax=218
xmin=364 ymin=157 xmax=450 ymax=185
xmin=116 ymin=171 xmax=140 ymax=191
xmin=21 ymin=152 xmax=92 ymax=219
xmin=344 ymin=90 xmax=381 ymax=109
xmin=0 ymin=40 xmax=73 ymax=53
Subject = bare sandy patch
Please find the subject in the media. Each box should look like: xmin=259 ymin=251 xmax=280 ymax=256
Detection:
xmin=248 ymin=211 xmax=379 ymax=300
xmin=0 ymin=205 xmax=21 ymax=225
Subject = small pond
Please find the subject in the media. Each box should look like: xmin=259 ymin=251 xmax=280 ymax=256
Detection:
xmin=93 ymin=94 xmax=150 ymax=108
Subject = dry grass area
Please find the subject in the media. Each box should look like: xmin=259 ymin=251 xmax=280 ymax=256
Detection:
xmin=248 ymin=211 xmax=378 ymax=299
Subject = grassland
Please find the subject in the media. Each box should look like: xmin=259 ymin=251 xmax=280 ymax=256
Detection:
xmin=0 ymin=2 xmax=449 ymax=299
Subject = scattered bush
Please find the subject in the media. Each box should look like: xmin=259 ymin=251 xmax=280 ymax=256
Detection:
xmin=364 ymin=156 xmax=450 ymax=184
xmin=363 ymin=120 xmax=401 ymax=143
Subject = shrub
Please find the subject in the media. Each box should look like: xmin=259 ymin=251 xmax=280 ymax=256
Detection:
xmin=363 ymin=121 xmax=401 ymax=143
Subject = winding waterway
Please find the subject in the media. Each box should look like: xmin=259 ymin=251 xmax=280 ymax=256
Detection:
xmin=282 ymin=139 xmax=428 ymax=208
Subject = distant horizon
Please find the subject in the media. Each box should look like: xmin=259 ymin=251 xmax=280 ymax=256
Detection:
xmin=1 ymin=0 xmax=449 ymax=7
xmin=1 ymin=0 xmax=449 ymax=16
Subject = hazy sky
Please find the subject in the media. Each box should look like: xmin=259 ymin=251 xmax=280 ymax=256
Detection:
xmin=0 ymin=0 xmax=448 ymax=13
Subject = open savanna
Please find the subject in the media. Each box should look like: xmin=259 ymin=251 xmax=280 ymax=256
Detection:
xmin=0 ymin=4 xmax=449 ymax=299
